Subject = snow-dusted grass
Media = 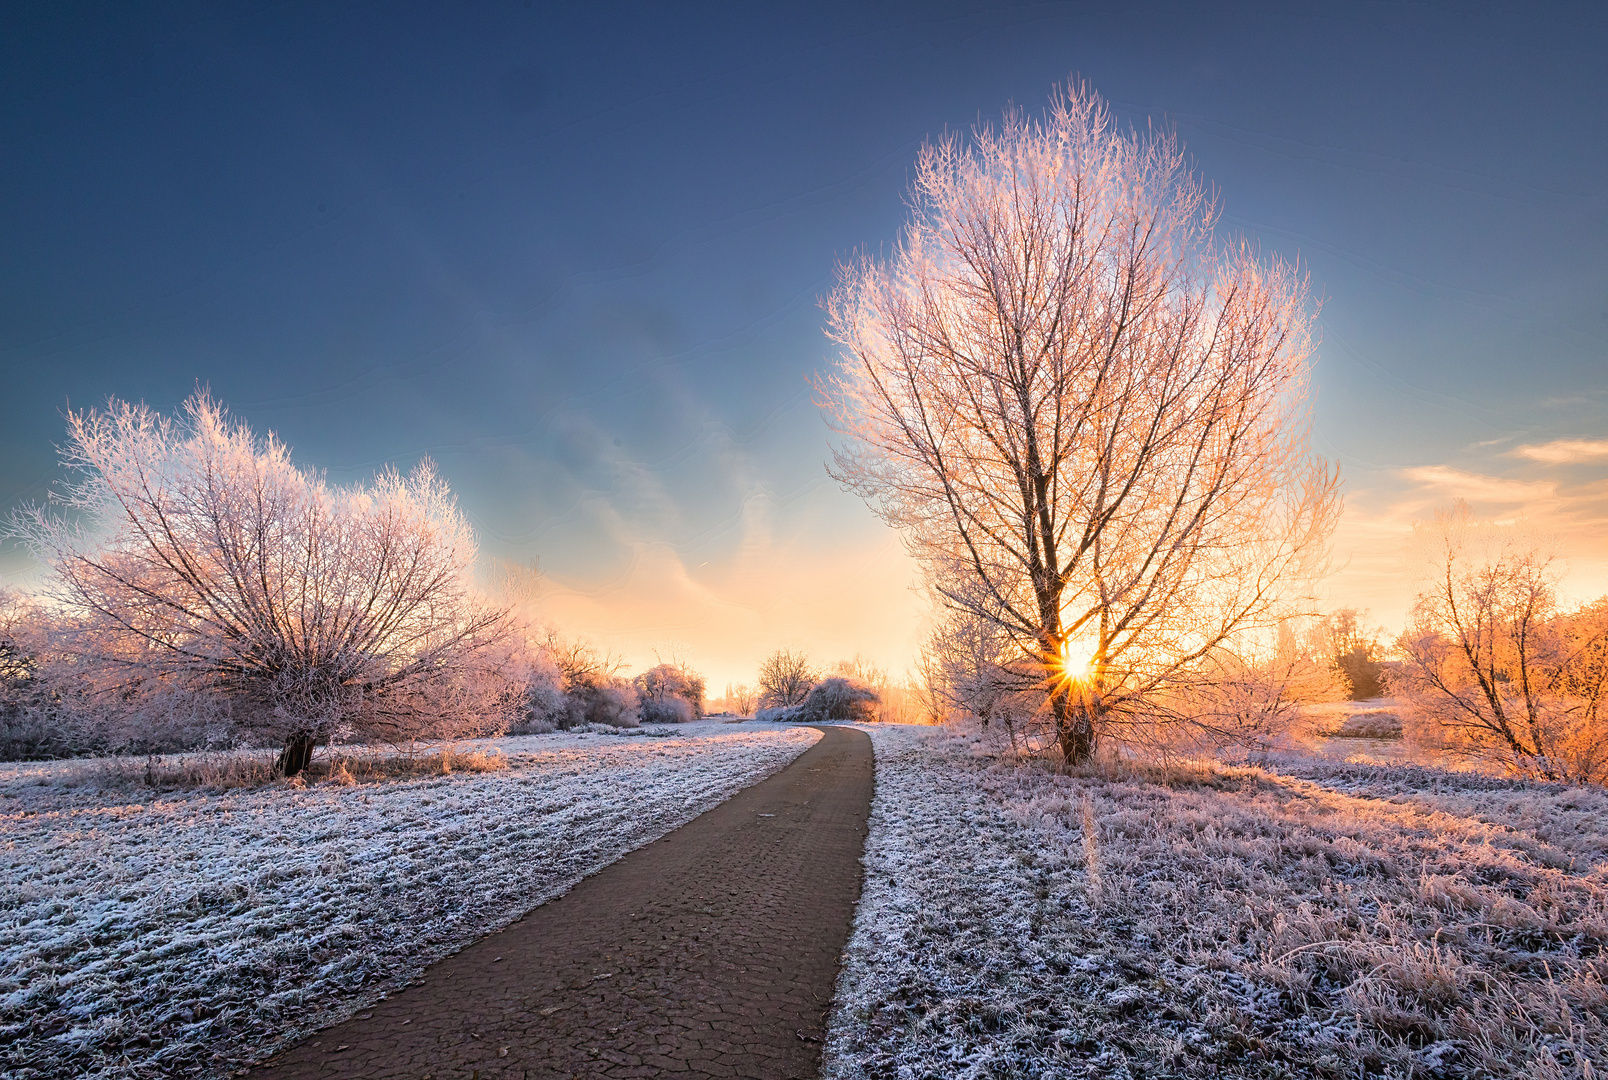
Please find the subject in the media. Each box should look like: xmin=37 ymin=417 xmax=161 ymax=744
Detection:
xmin=1 ymin=721 xmax=819 ymax=1079
xmin=826 ymin=725 xmax=1608 ymax=1080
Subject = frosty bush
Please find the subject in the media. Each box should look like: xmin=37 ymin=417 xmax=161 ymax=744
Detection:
xmin=633 ymin=661 xmax=705 ymax=722
xmin=526 ymin=632 xmax=642 ymax=728
xmin=6 ymin=393 xmax=519 ymax=774
xmin=795 ymin=676 xmax=881 ymax=723
xmin=639 ymin=696 xmax=695 ymax=724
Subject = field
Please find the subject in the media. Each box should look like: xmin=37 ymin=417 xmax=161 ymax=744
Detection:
xmin=825 ymin=725 xmax=1608 ymax=1080
xmin=0 ymin=722 xmax=820 ymax=1079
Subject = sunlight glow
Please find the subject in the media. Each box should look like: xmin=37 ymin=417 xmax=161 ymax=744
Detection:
xmin=1060 ymin=636 xmax=1098 ymax=681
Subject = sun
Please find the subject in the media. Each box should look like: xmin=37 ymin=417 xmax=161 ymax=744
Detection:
xmin=1060 ymin=636 xmax=1098 ymax=681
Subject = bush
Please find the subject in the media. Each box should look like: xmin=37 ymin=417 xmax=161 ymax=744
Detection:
xmin=794 ymin=677 xmax=881 ymax=723
xmin=633 ymin=661 xmax=704 ymax=723
xmin=563 ymin=676 xmax=640 ymax=728
xmin=639 ymin=696 xmax=695 ymax=724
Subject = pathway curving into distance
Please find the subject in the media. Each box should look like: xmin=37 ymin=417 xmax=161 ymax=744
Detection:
xmin=253 ymin=724 xmax=874 ymax=1080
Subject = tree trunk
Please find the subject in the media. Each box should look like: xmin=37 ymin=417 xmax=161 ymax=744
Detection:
xmin=1052 ymin=688 xmax=1097 ymax=766
xmin=277 ymin=733 xmax=316 ymax=777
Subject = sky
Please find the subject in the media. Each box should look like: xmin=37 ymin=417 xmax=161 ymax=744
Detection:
xmin=2 ymin=0 xmax=1605 ymax=691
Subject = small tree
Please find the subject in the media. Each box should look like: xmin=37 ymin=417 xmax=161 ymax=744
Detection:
xmin=1313 ymin=608 xmax=1388 ymax=700
xmin=634 ymin=661 xmax=705 ymax=723
xmin=822 ymin=84 xmax=1338 ymax=764
xmin=723 ymin=682 xmax=758 ymax=717
xmin=1394 ymin=504 xmax=1608 ymax=783
xmin=8 ymin=394 xmax=516 ymax=775
xmin=757 ymin=648 xmax=814 ymax=709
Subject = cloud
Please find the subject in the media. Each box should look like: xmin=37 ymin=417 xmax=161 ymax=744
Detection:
xmin=1511 ymin=438 xmax=1608 ymax=464
xmin=1396 ymin=465 xmax=1557 ymax=505
xmin=1319 ymin=462 xmax=1608 ymax=634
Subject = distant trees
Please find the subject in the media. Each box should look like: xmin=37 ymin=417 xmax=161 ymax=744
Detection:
xmin=1394 ymin=504 xmax=1608 ymax=783
xmin=7 ymin=394 xmax=519 ymax=775
xmin=722 ymin=683 xmax=757 ymax=717
xmin=1313 ymin=609 xmax=1388 ymax=700
xmin=822 ymin=84 xmax=1338 ymax=764
xmin=757 ymin=649 xmax=815 ymax=710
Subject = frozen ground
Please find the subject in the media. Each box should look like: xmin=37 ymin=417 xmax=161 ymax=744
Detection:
xmin=0 ymin=721 xmax=820 ymax=1079
xmin=825 ymin=725 xmax=1608 ymax=1080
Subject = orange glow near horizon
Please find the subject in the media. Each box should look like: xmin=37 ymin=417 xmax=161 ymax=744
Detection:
xmin=492 ymin=450 xmax=1608 ymax=695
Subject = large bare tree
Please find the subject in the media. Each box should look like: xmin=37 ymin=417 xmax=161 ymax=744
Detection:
xmin=9 ymin=393 xmax=516 ymax=774
xmin=822 ymin=85 xmax=1338 ymax=763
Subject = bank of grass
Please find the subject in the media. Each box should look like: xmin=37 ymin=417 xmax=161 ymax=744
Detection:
xmin=827 ymin=726 xmax=1608 ymax=1079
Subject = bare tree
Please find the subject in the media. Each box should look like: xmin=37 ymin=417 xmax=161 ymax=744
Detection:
xmin=723 ymin=682 xmax=758 ymax=717
xmin=822 ymin=84 xmax=1338 ymax=764
xmin=8 ymin=394 xmax=516 ymax=775
xmin=757 ymin=648 xmax=814 ymax=710
xmin=1395 ymin=504 xmax=1608 ymax=783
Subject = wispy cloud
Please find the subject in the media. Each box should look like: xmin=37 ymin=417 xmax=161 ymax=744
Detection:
xmin=1397 ymin=465 xmax=1557 ymax=504
xmin=1511 ymin=438 xmax=1608 ymax=464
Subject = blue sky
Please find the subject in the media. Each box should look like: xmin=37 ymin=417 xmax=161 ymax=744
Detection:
xmin=3 ymin=1 xmax=1605 ymax=687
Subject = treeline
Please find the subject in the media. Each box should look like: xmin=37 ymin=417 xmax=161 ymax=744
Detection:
xmin=712 ymin=649 xmax=931 ymax=725
xmin=0 ymin=394 xmax=705 ymax=773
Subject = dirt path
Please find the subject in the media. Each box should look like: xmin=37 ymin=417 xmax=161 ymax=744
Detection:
xmin=252 ymin=725 xmax=874 ymax=1080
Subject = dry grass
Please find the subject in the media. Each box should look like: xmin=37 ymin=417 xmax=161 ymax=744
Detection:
xmin=89 ymin=745 xmax=511 ymax=791
xmin=1007 ymin=757 xmax=1608 ymax=1076
xmin=829 ymin=727 xmax=1608 ymax=1079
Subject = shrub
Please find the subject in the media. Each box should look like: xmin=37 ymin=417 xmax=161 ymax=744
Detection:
xmin=632 ymin=661 xmax=704 ymax=722
xmin=794 ymin=677 xmax=881 ymax=723
xmin=639 ymin=696 xmax=695 ymax=724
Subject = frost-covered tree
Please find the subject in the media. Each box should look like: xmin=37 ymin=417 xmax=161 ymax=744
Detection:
xmin=1395 ymin=504 xmax=1608 ymax=783
xmin=757 ymin=648 xmax=814 ymax=710
xmin=822 ymin=84 xmax=1338 ymax=764
xmin=634 ymin=661 xmax=705 ymax=723
xmin=8 ymin=394 xmax=516 ymax=775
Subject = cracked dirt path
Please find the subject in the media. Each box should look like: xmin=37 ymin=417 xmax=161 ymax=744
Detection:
xmin=252 ymin=724 xmax=873 ymax=1080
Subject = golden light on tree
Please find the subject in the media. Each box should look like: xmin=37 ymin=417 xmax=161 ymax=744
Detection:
xmin=822 ymin=83 xmax=1339 ymax=763
xmin=1059 ymin=637 xmax=1098 ymax=682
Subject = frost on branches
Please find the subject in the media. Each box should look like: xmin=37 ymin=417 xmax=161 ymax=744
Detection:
xmin=822 ymin=85 xmax=1338 ymax=764
xmin=7 ymin=394 xmax=519 ymax=774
